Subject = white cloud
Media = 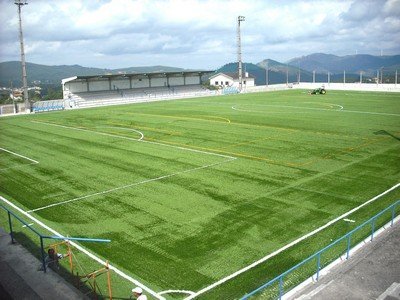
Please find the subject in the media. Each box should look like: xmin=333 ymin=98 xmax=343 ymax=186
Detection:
xmin=0 ymin=0 xmax=398 ymax=69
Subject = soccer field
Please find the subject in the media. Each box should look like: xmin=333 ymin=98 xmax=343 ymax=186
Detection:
xmin=1 ymin=89 xmax=400 ymax=299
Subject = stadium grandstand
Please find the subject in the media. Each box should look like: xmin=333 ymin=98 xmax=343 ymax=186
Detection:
xmin=61 ymin=71 xmax=216 ymax=109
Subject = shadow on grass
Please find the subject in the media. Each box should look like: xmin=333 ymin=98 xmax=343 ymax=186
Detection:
xmin=374 ymin=130 xmax=400 ymax=141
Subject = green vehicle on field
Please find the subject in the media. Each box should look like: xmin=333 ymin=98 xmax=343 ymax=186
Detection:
xmin=310 ymin=86 xmax=327 ymax=95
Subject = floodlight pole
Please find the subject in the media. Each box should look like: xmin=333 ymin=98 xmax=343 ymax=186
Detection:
xmin=15 ymin=0 xmax=29 ymax=112
xmin=265 ymin=61 xmax=268 ymax=87
xmin=360 ymin=71 xmax=363 ymax=84
xmin=327 ymin=72 xmax=330 ymax=85
xmin=343 ymin=70 xmax=346 ymax=84
xmin=237 ymin=16 xmax=245 ymax=91
xmin=380 ymin=67 xmax=383 ymax=84
xmin=396 ymin=70 xmax=398 ymax=86
xmin=313 ymin=70 xmax=315 ymax=83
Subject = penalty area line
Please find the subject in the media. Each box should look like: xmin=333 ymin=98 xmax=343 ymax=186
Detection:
xmin=0 ymin=195 xmax=165 ymax=300
xmin=28 ymin=157 xmax=236 ymax=213
xmin=31 ymin=120 xmax=235 ymax=160
xmin=185 ymin=182 xmax=400 ymax=299
xmin=0 ymin=147 xmax=39 ymax=164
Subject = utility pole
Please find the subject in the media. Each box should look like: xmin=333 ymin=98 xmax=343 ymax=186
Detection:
xmin=343 ymin=70 xmax=346 ymax=84
xmin=286 ymin=64 xmax=289 ymax=85
xmin=327 ymin=72 xmax=330 ymax=85
xmin=396 ymin=70 xmax=398 ymax=87
xmin=298 ymin=63 xmax=301 ymax=83
xmin=237 ymin=16 xmax=245 ymax=91
xmin=380 ymin=67 xmax=383 ymax=84
xmin=360 ymin=71 xmax=363 ymax=84
xmin=265 ymin=60 xmax=268 ymax=87
xmin=313 ymin=70 xmax=315 ymax=83
xmin=15 ymin=0 xmax=29 ymax=112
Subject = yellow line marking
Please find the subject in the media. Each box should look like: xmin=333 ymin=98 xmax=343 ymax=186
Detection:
xmin=107 ymin=121 xmax=181 ymax=136
xmin=295 ymin=136 xmax=389 ymax=167
xmin=218 ymin=132 xmax=296 ymax=150
xmin=125 ymin=112 xmax=227 ymax=125
xmin=198 ymin=115 xmax=231 ymax=123
xmin=122 ymin=112 xmax=296 ymax=132
xmin=143 ymin=137 xmax=297 ymax=167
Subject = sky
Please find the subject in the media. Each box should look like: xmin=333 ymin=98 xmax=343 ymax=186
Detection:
xmin=0 ymin=0 xmax=399 ymax=70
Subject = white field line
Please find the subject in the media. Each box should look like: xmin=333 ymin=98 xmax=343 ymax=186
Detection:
xmin=231 ymin=104 xmax=344 ymax=114
xmin=0 ymin=147 xmax=39 ymax=164
xmin=0 ymin=195 xmax=165 ymax=300
xmin=185 ymin=182 xmax=400 ymax=299
xmin=232 ymin=104 xmax=400 ymax=117
xmin=32 ymin=121 xmax=144 ymax=142
xmin=26 ymin=120 xmax=236 ymax=212
xmin=99 ymin=126 xmax=144 ymax=141
xmin=28 ymin=158 xmax=235 ymax=213
xmin=31 ymin=120 xmax=235 ymax=160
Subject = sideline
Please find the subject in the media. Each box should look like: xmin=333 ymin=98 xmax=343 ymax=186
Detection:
xmin=0 ymin=195 xmax=166 ymax=300
xmin=185 ymin=183 xmax=400 ymax=299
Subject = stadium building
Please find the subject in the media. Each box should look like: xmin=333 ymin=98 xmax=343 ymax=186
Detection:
xmin=58 ymin=70 xmax=215 ymax=110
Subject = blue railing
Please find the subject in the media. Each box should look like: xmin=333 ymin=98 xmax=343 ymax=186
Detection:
xmin=1 ymin=204 xmax=110 ymax=272
xmin=241 ymin=199 xmax=400 ymax=299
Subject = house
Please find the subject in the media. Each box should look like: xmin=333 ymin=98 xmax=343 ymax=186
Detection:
xmin=209 ymin=72 xmax=255 ymax=88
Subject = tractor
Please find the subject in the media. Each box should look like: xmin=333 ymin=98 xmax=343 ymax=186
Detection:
xmin=310 ymin=87 xmax=326 ymax=95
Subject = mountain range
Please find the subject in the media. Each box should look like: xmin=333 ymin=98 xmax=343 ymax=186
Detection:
xmin=0 ymin=62 xmax=184 ymax=87
xmin=1 ymin=53 xmax=399 ymax=87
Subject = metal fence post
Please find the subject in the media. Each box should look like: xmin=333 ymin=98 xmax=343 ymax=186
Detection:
xmin=40 ymin=236 xmax=46 ymax=273
xmin=316 ymin=253 xmax=321 ymax=281
xmin=346 ymin=234 xmax=351 ymax=260
xmin=371 ymin=218 xmax=375 ymax=241
xmin=7 ymin=211 xmax=15 ymax=244
xmin=391 ymin=206 xmax=395 ymax=226
xmin=279 ymin=276 xmax=284 ymax=300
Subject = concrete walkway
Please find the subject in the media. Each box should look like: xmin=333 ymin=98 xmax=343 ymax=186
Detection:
xmin=0 ymin=228 xmax=87 ymax=299
xmin=287 ymin=221 xmax=400 ymax=300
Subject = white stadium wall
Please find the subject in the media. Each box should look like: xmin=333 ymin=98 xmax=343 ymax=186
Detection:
xmin=88 ymin=80 xmax=110 ymax=92
xmin=151 ymin=77 xmax=168 ymax=87
xmin=65 ymin=81 xmax=88 ymax=93
xmin=132 ymin=78 xmax=150 ymax=88
xmin=168 ymin=76 xmax=185 ymax=86
xmin=111 ymin=78 xmax=130 ymax=90
xmin=185 ymin=75 xmax=201 ymax=85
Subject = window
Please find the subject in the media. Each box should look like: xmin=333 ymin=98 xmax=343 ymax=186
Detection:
xmin=215 ymin=81 xmax=219 ymax=85
xmin=225 ymin=81 xmax=229 ymax=85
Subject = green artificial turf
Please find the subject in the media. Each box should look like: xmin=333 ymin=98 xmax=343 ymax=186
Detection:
xmin=1 ymin=89 xmax=399 ymax=299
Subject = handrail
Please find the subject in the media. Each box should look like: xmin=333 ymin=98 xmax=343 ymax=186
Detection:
xmin=1 ymin=204 xmax=110 ymax=272
xmin=241 ymin=199 xmax=400 ymax=299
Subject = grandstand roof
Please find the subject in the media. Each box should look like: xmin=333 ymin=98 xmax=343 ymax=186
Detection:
xmin=62 ymin=70 xmax=215 ymax=84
